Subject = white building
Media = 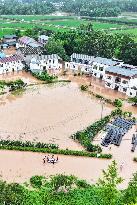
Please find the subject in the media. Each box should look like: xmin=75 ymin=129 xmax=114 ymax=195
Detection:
xmin=105 ymin=66 xmax=137 ymax=97
xmin=91 ymin=57 xmax=120 ymax=80
xmin=0 ymin=55 xmax=24 ymax=74
xmin=30 ymin=54 xmax=62 ymax=73
xmin=65 ymin=53 xmax=94 ymax=73
xmin=38 ymin=35 xmax=49 ymax=45
xmin=66 ymin=53 xmax=120 ymax=78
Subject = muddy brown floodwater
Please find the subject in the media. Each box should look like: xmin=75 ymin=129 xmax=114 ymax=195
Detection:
xmin=0 ymin=79 xmax=136 ymax=188
xmin=0 ymin=82 xmax=112 ymax=150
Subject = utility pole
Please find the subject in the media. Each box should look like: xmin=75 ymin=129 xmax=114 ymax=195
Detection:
xmin=101 ymin=99 xmax=105 ymax=119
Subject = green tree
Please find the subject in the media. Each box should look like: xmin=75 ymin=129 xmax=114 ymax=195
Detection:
xmin=50 ymin=174 xmax=77 ymax=192
xmin=46 ymin=39 xmax=69 ymax=61
xmin=114 ymin=99 xmax=123 ymax=108
xmin=122 ymin=172 xmax=137 ymax=204
xmin=98 ymin=161 xmax=123 ymax=205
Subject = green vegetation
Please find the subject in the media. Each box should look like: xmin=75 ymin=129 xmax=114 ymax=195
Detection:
xmin=114 ymin=99 xmax=123 ymax=108
xmin=32 ymin=71 xmax=57 ymax=83
xmin=71 ymin=109 xmax=122 ymax=152
xmin=1 ymin=15 xmax=74 ymax=21
xmin=0 ymin=161 xmax=136 ymax=205
xmin=133 ymin=157 xmax=137 ymax=162
xmin=0 ymin=79 xmax=26 ymax=93
xmin=80 ymin=84 xmax=88 ymax=91
xmin=0 ymin=139 xmax=59 ymax=149
xmin=0 ymin=144 xmax=112 ymax=159
xmin=128 ymin=97 xmax=137 ymax=105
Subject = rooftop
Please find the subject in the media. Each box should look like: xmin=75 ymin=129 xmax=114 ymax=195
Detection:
xmin=71 ymin=53 xmax=119 ymax=66
xmin=106 ymin=66 xmax=137 ymax=77
xmin=30 ymin=54 xmax=61 ymax=64
xmin=0 ymin=55 xmax=24 ymax=64
xmin=3 ymin=35 xmax=17 ymax=39
xmin=38 ymin=35 xmax=49 ymax=41
xmin=19 ymin=36 xmax=43 ymax=48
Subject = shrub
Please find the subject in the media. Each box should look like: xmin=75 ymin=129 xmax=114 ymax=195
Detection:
xmin=80 ymin=84 xmax=88 ymax=91
xmin=32 ymin=71 xmax=57 ymax=82
xmin=0 ymin=144 xmax=112 ymax=159
xmin=133 ymin=157 xmax=137 ymax=162
xmin=0 ymin=139 xmax=59 ymax=149
xmin=76 ymin=179 xmax=91 ymax=188
xmin=30 ymin=176 xmax=45 ymax=189
xmin=50 ymin=174 xmax=77 ymax=192
xmin=113 ymin=99 xmax=123 ymax=108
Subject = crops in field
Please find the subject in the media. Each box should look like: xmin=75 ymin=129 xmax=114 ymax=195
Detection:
xmin=0 ymin=15 xmax=137 ymax=41
xmin=0 ymin=28 xmax=14 ymax=37
xmin=0 ymin=17 xmax=126 ymax=33
xmin=111 ymin=28 xmax=137 ymax=36
xmin=0 ymin=15 xmax=75 ymax=21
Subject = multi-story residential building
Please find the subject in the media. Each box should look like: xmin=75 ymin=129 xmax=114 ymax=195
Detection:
xmin=91 ymin=57 xmax=120 ymax=79
xmin=29 ymin=54 xmax=62 ymax=73
xmin=105 ymin=66 xmax=137 ymax=97
xmin=0 ymin=55 xmax=24 ymax=74
xmin=66 ymin=53 xmax=120 ymax=78
xmin=65 ymin=53 xmax=95 ymax=73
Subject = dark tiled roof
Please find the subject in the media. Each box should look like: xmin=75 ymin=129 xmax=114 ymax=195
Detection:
xmin=0 ymin=55 xmax=24 ymax=63
xmin=19 ymin=47 xmax=43 ymax=55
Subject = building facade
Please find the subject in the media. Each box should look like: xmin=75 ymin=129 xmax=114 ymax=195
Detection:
xmin=29 ymin=54 xmax=62 ymax=73
xmin=105 ymin=66 xmax=137 ymax=97
xmin=0 ymin=55 xmax=24 ymax=74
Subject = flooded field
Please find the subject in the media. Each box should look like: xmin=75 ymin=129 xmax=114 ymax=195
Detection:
xmin=0 ymin=145 xmax=136 ymax=189
xmin=0 ymin=74 xmax=136 ymax=188
xmin=0 ymin=82 xmax=112 ymax=150
xmin=0 ymin=71 xmax=39 ymax=84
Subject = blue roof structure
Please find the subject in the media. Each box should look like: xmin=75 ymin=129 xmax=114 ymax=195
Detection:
xmin=106 ymin=66 xmax=137 ymax=77
xmin=0 ymin=52 xmax=5 ymax=58
xmin=94 ymin=57 xmax=118 ymax=66
xmin=3 ymin=35 xmax=17 ymax=39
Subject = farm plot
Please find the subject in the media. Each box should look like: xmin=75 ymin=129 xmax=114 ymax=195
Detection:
xmin=0 ymin=15 xmax=75 ymax=21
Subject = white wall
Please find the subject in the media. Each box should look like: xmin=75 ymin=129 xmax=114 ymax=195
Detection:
xmin=30 ymin=57 xmax=62 ymax=72
xmin=0 ymin=60 xmax=24 ymax=74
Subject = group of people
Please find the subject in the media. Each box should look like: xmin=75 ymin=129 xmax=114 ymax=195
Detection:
xmin=43 ymin=155 xmax=58 ymax=164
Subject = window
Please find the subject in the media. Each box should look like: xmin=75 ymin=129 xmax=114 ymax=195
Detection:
xmin=93 ymin=65 xmax=97 ymax=70
xmin=122 ymin=80 xmax=128 ymax=84
xmin=53 ymin=60 xmax=55 ymax=64
xmin=49 ymin=60 xmax=51 ymax=63
xmin=107 ymin=76 xmax=111 ymax=80
xmin=115 ymin=77 xmax=121 ymax=83
xmin=123 ymin=88 xmax=127 ymax=92
xmin=106 ymin=82 xmax=111 ymax=87
xmin=99 ymin=67 xmax=103 ymax=71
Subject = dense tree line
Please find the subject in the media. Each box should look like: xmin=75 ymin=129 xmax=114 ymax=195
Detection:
xmin=0 ymin=161 xmax=136 ymax=205
xmin=61 ymin=0 xmax=137 ymax=17
xmin=0 ymin=0 xmax=55 ymax=15
xmin=45 ymin=24 xmax=137 ymax=65
xmin=0 ymin=0 xmax=137 ymax=16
